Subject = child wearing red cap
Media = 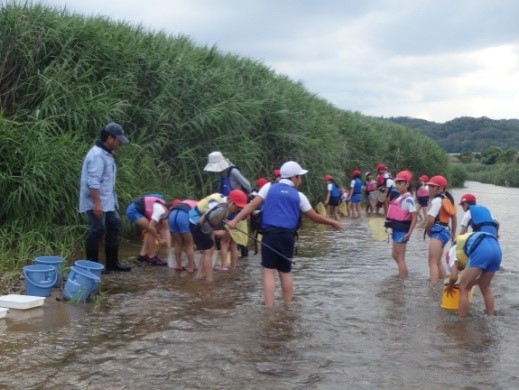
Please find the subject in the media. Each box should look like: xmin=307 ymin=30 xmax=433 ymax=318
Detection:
xmin=423 ymin=175 xmax=457 ymax=284
xmin=458 ymin=193 xmax=499 ymax=236
xmin=323 ymin=175 xmax=341 ymax=221
xmin=384 ymin=170 xmax=417 ymax=277
xmin=349 ymin=170 xmax=363 ymax=219
xmin=415 ymin=175 xmax=430 ymax=225
xmin=188 ymin=190 xmax=247 ymax=282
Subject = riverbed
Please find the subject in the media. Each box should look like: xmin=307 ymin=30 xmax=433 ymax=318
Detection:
xmin=0 ymin=181 xmax=517 ymax=389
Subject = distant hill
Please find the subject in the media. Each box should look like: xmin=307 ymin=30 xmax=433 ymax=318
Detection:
xmin=385 ymin=116 xmax=519 ymax=153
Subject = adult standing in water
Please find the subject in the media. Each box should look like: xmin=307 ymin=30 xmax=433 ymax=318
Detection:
xmin=227 ymin=161 xmax=342 ymax=307
xmin=79 ymin=123 xmax=131 ymax=272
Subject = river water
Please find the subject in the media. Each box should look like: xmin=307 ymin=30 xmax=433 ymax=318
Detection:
xmin=0 ymin=181 xmax=518 ymax=389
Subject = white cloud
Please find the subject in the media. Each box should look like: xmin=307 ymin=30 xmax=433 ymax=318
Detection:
xmin=14 ymin=0 xmax=519 ymax=122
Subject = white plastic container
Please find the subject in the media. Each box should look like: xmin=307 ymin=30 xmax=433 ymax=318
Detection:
xmin=0 ymin=307 xmax=8 ymax=318
xmin=0 ymin=294 xmax=45 ymax=310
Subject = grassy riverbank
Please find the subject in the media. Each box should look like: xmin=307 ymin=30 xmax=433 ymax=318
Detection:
xmin=0 ymin=3 xmax=456 ymax=290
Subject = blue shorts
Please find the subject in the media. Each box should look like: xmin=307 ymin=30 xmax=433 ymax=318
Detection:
xmin=428 ymin=224 xmax=451 ymax=247
xmin=467 ymin=235 xmax=502 ymax=272
xmin=350 ymin=193 xmax=362 ymax=204
xmin=391 ymin=230 xmax=408 ymax=244
xmin=168 ymin=209 xmax=190 ymax=234
xmin=261 ymin=229 xmax=295 ymax=273
xmin=126 ymin=202 xmax=145 ymax=223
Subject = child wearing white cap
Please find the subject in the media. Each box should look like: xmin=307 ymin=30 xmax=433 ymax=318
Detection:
xmin=227 ymin=161 xmax=342 ymax=307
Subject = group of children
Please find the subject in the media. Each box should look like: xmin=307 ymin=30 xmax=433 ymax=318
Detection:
xmin=127 ymin=154 xmax=502 ymax=315
xmin=322 ymin=164 xmax=404 ymax=220
xmin=126 ymin=154 xmax=341 ymax=307
xmin=321 ymin=162 xmax=502 ymax=316
xmin=380 ymin=168 xmax=501 ymax=316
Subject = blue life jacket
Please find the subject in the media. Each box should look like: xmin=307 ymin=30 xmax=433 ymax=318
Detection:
xmin=330 ymin=182 xmax=341 ymax=198
xmin=352 ymin=178 xmax=363 ymax=195
xmin=468 ymin=204 xmax=498 ymax=236
xmin=261 ymin=183 xmax=301 ymax=230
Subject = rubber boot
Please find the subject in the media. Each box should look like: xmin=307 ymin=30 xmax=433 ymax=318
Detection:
xmin=239 ymin=244 xmax=249 ymax=258
xmin=105 ymin=245 xmax=131 ymax=272
xmin=86 ymin=247 xmax=99 ymax=262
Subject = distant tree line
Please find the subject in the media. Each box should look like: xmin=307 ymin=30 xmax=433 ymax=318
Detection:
xmin=386 ymin=116 xmax=519 ymax=153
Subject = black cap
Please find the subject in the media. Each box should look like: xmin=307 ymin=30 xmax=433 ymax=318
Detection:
xmin=103 ymin=123 xmax=128 ymax=144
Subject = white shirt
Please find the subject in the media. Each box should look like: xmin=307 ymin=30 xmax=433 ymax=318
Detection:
xmin=151 ymin=203 xmax=168 ymax=222
xmin=399 ymin=194 xmax=417 ymax=213
xmin=447 ymin=244 xmax=457 ymax=268
xmin=427 ymin=196 xmax=442 ymax=218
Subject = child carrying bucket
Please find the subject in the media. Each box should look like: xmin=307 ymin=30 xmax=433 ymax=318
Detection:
xmin=444 ymin=232 xmax=502 ymax=316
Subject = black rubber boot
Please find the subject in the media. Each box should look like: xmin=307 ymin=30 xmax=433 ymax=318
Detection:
xmin=105 ymin=245 xmax=131 ymax=272
xmin=86 ymin=247 xmax=99 ymax=262
xmin=239 ymin=245 xmax=249 ymax=258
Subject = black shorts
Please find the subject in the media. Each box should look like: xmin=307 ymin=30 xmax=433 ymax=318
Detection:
xmin=190 ymin=222 xmax=214 ymax=250
xmin=261 ymin=228 xmax=295 ymax=273
xmin=417 ymin=196 xmax=429 ymax=207
xmin=328 ymin=196 xmax=340 ymax=207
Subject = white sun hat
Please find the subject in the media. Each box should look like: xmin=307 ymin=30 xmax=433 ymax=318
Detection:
xmin=204 ymin=151 xmax=232 ymax=172
xmin=280 ymin=161 xmax=308 ymax=178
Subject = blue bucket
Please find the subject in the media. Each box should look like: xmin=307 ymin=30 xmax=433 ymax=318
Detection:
xmin=23 ymin=264 xmax=58 ymax=297
xmin=34 ymin=255 xmax=65 ymax=287
xmin=63 ymin=266 xmax=101 ymax=302
xmin=74 ymin=259 xmax=105 ymax=278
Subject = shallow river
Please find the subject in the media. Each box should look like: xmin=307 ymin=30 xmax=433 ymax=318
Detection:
xmin=1 ymin=181 xmax=518 ymax=389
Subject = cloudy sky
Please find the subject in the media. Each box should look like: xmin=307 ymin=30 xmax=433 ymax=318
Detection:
xmin=18 ymin=0 xmax=519 ymax=123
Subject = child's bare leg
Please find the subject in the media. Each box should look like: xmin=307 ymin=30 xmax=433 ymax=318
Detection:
xmin=184 ymin=234 xmax=196 ymax=272
xmin=204 ymin=249 xmax=214 ymax=281
xmin=279 ymin=271 xmax=294 ymax=303
xmin=230 ymin=240 xmax=239 ymax=269
xmin=262 ymin=268 xmax=276 ymax=307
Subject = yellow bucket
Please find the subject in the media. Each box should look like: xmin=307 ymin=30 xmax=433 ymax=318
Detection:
xmin=440 ymin=285 xmax=474 ymax=311
xmin=440 ymin=287 xmax=460 ymax=310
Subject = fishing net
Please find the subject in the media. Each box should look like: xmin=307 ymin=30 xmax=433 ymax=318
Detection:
xmin=201 ymin=203 xmax=228 ymax=233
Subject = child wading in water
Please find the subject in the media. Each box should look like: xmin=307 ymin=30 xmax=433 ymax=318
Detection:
xmin=423 ymin=175 xmax=457 ymax=284
xmin=415 ymin=174 xmax=430 ymax=225
xmin=384 ymin=170 xmax=418 ymax=277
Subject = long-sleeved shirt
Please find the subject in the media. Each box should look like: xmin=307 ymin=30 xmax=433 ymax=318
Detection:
xmin=79 ymin=142 xmax=118 ymax=212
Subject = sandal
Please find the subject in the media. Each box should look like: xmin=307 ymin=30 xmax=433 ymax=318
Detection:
xmin=148 ymin=256 xmax=167 ymax=266
xmin=175 ymin=266 xmax=186 ymax=272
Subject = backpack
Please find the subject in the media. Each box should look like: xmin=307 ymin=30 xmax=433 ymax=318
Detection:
xmin=218 ymin=166 xmax=250 ymax=196
xmin=218 ymin=167 xmax=235 ymax=196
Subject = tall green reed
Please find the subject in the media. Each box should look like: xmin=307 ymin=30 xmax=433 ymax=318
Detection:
xmin=0 ymin=3 xmax=450 ymax=276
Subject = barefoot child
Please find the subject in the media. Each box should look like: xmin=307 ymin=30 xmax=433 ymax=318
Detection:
xmin=188 ymin=190 xmax=247 ymax=282
xmin=227 ymin=161 xmax=342 ymax=306
xmin=384 ymin=170 xmax=417 ymax=277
